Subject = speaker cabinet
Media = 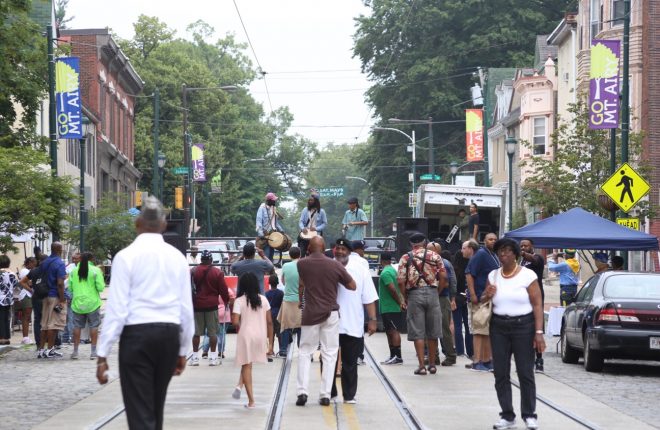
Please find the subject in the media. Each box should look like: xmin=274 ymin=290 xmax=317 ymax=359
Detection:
xmin=395 ymin=217 xmax=429 ymax=259
xmin=163 ymin=219 xmax=186 ymax=255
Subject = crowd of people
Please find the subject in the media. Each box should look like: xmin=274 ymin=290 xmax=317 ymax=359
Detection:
xmin=0 ymin=192 xmax=632 ymax=430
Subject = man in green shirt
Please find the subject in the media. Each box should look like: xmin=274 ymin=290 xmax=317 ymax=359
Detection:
xmin=378 ymin=253 xmax=404 ymax=365
xmin=68 ymin=252 xmax=105 ymax=359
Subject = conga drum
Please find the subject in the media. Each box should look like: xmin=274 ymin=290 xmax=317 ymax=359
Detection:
xmin=279 ymin=234 xmax=293 ymax=252
xmin=268 ymin=231 xmax=286 ymax=250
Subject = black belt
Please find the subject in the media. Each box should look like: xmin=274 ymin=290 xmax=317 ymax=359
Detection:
xmin=492 ymin=312 xmax=533 ymax=321
xmin=408 ymin=285 xmax=437 ymax=291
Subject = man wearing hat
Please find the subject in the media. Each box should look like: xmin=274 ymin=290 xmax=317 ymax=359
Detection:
xmin=548 ymin=249 xmax=580 ymax=306
xmin=256 ymin=192 xmax=284 ymax=261
xmin=396 ymin=233 xmax=446 ymax=375
xmin=342 ymin=197 xmax=369 ymax=241
xmin=190 ymin=250 xmax=230 ymax=367
xmin=593 ymin=252 xmax=610 ymax=273
xmin=298 ymin=192 xmax=327 ymax=257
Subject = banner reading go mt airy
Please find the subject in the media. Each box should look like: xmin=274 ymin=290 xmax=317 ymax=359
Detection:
xmin=55 ymin=57 xmax=82 ymax=139
xmin=465 ymin=109 xmax=484 ymax=162
xmin=589 ymin=40 xmax=620 ymax=129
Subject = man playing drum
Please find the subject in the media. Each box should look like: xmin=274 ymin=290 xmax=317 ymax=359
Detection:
xmin=256 ymin=192 xmax=285 ymax=261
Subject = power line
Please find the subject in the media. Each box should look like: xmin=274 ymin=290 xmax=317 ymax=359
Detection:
xmin=232 ymin=0 xmax=273 ymax=113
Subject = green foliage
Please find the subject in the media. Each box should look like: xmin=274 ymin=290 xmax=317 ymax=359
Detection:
xmin=520 ymin=98 xmax=651 ymax=218
xmin=353 ymin=0 xmax=573 ymax=221
xmin=0 ymin=147 xmax=75 ymax=252
xmin=0 ymin=0 xmax=48 ymax=148
xmin=117 ymin=16 xmax=317 ymax=237
xmin=83 ymin=195 xmax=136 ymax=261
xmin=54 ymin=0 xmax=73 ymax=29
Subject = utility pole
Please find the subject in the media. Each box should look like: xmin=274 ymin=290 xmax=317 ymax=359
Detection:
xmin=79 ymin=137 xmax=86 ymax=251
xmin=206 ymin=182 xmax=212 ymax=237
xmin=182 ymin=84 xmax=191 ymax=237
xmin=47 ymin=25 xmax=57 ymax=174
xmin=151 ymin=88 xmax=160 ymax=198
xmin=479 ymin=67 xmax=490 ymax=187
xmin=428 ymin=116 xmax=434 ymax=177
xmin=621 ymin=0 xmax=630 ymax=163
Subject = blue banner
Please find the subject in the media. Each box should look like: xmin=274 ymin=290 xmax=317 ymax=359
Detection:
xmin=55 ymin=57 xmax=83 ymax=139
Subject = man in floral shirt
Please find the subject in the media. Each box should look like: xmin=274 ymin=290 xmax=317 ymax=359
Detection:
xmin=397 ymin=233 xmax=446 ymax=375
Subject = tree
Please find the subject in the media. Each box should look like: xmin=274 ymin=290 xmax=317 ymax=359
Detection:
xmin=0 ymin=0 xmax=47 ymax=148
xmin=352 ymin=0 xmax=574 ymax=220
xmin=0 ymin=147 xmax=74 ymax=252
xmin=83 ymin=195 xmax=136 ymax=262
xmin=520 ymin=98 xmax=651 ymax=218
xmin=54 ymin=0 xmax=73 ymax=29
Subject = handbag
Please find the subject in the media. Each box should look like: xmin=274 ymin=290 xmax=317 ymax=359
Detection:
xmin=471 ymin=300 xmax=493 ymax=332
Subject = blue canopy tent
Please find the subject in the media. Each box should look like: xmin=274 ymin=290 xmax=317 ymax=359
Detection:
xmin=504 ymin=208 xmax=659 ymax=251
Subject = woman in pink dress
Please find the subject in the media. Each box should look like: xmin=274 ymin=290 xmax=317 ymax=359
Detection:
xmin=231 ymin=273 xmax=273 ymax=408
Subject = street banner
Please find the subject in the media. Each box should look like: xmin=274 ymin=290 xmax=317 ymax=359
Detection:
xmin=55 ymin=57 xmax=82 ymax=139
xmin=210 ymin=170 xmax=222 ymax=193
xmin=589 ymin=39 xmax=620 ymax=129
xmin=465 ymin=109 xmax=484 ymax=161
xmin=191 ymin=143 xmax=206 ymax=182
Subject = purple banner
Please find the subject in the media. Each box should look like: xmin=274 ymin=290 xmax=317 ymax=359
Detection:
xmin=589 ymin=39 xmax=620 ymax=129
xmin=191 ymin=143 xmax=206 ymax=182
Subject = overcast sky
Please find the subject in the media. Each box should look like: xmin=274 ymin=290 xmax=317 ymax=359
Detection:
xmin=66 ymin=0 xmax=374 ymax=146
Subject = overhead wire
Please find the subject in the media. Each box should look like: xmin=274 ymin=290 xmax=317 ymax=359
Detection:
xmin=232 ymin=0 xmax=273 ymax=113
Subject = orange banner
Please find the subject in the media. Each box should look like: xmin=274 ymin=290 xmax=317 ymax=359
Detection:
xmin=465 ymin=109 xmax=484 ymax=162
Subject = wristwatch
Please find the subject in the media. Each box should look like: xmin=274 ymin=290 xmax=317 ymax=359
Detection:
xmin=369 ymin=317 xmax=377 ymax=321
xmin=535 ymin=330 xmax=544 ymax=334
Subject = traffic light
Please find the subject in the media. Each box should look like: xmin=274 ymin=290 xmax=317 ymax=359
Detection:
xmin=175 ymin=187 xmax=183 ymax=209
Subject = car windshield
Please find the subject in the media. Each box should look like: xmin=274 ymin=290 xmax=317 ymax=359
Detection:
xmin=603 ymin=274 xmax=660 ymax=299
xmin=364 ymin=239 xmax=382 ymax=248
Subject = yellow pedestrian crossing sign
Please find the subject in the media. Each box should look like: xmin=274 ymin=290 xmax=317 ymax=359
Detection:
xmin=601 ymin=162 xmax=650 ymax=213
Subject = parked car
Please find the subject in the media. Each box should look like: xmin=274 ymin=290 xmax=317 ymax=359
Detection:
xmin=560 ymin=271 xmax=660 ymax=372
xmin=196 ymin=241 xmax=233 ymax=273
xmin=364 ymin=236 xmax=397 ymax=267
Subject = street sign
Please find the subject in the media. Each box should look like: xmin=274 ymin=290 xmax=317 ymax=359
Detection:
xmin=617 ymin=217 xmax=639 ymax=230
xmin=318 ymin=187 xmax=344 ymax=197
xmin=601 ymin=162 xmax=650 ymax=212
xmin=420 ymin=174 xmax=441 ymax=181
xmin=408 ymin=192 xmax=417 ymax=208
xmin=173 ymin=167 xmax=190 ymax=175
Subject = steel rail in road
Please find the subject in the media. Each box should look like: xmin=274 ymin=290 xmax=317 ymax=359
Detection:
xmin=510 ymin=378 xmax=601 ymax=430
xmin=363 ymin=344 xmax=426 ymax=430
xmin=266 ymin=341 xmax=294 ymax=430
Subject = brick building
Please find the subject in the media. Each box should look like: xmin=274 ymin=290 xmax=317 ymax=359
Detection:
xmin=59 ymin=28 xmax=143 ymax=205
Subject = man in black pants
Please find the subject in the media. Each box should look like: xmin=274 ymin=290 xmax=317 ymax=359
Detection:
xmin=520 ymin=239 xmax=545 ymax=373
xmin=96 ymin=197 xmax=194 ymax=430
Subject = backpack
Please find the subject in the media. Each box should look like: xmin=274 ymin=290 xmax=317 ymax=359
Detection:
xmin=33 ymin=260 xmax=54 ymax=300
xmin=190 ymin=266 xmax=210 ymax=298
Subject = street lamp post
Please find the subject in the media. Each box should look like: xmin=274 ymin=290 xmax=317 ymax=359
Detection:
xmin=345 ymin=176 xmax=374 ymax=237
xmin=373 ymin=127 xmax=416 ymax=216
xmin=450 ymin=161 xmax=459 ymax=185
xmin=157 ymin=151 xmax=166 ymax=201
xmin=389 ymin=117 xmax=434 ymax=177
xmin=182 ymin=84 xmax=238 ymax=237
xmin=505 ymin=136 xmax=517 ymax=231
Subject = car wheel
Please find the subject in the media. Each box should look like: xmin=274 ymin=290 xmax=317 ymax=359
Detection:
xmin=583 ymin=333 xmax=604 ymax=372
xmin=560 ymin=327 xmax=579 ymax=364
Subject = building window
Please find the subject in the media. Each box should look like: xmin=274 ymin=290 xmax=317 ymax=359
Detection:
xmin=533 ymin=117 xmax=546 ymax=155
xmin=590 ymin=0 xmax=603 ymax=39
xmin=109 ymin=100 xmax=115 ymax=144
xmin=99 ymin=82 xmax=106 ymax=133
xmin=612 ymin=0 xmax=624 ymax=26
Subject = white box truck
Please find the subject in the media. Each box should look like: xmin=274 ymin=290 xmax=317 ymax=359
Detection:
xmin=417 ymin=184 xmax=506 ymax=245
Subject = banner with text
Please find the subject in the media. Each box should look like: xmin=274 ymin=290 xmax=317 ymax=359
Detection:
xmin=589 ymin=39 xmax=620 ymax=129
xmin=465 ymin=109 xmax=484 ymax=161
xmin=55 ymin=57 xmax=82 ymax=139
xmin=191 ymin=143 xmax=206 ymax=182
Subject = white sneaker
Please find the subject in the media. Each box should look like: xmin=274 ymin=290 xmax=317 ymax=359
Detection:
xmin=209 ymin=358 xmax=218 ymax=366
xmin=189 ymin=356 xmax=200 ymax=366
xmin=344 ymin=398 xmax=357 ymax=404
xmin=493 ymin=418 xmax=516 ymax=429
xmin=525 ymin=417 xmax=538 ymax=429
xmin=21 ymin=337 xmax=32 ymax=345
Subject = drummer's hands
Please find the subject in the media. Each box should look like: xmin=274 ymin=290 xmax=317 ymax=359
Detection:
xmin=310 ymin=226 xmax=316 ymax=231
xmin=302 ymin=228 xmax=308 ymax=234
xmin=257 ymin=248 xmax=265 ymax=258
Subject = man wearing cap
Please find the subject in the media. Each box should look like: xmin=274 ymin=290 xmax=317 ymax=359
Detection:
xmin=298 ymin=192 xmax=328 ymax=257
xmin=295 ymin=236 xmax=356 ymax=407
xmin=379 ymin=252 xmax=405 ymax=365
xmin=350 ymin=240 xmax=370 ymax=271
xmin=190 ymin=251 xmax=230 ymax=367
xmin=397 ymin=233 xmax=446 ymax=375
xmin=548 ymin=249 xmax=580 ymax=306
xmin=231 ymin=243 xmax=274 ymax=294
xmin=593 ymin=252 xmax=610 ymax=273
xmin=256 ymin=192 xmax=284 ymax=261
xmin=331 ymin=239 xmax=378 ymax=404
xmin=342 ymin=197 xmax=369 ymax=241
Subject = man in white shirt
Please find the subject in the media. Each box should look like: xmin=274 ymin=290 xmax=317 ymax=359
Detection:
xmin=330 ymin=240 xmax=378 ymax=404
xmin=186 ymin=246 xmax=201 ymax=266
xmin=96 ymin=197 xmax=194 ymax=430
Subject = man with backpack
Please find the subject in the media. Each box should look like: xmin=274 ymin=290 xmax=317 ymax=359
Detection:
xmin=397 ymin=233 xmax=446 ymax=376
xmin=37 ymin=242 xmax=67 ymax=358
xmin=190 ymin=250 xmax=230 ymax=367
